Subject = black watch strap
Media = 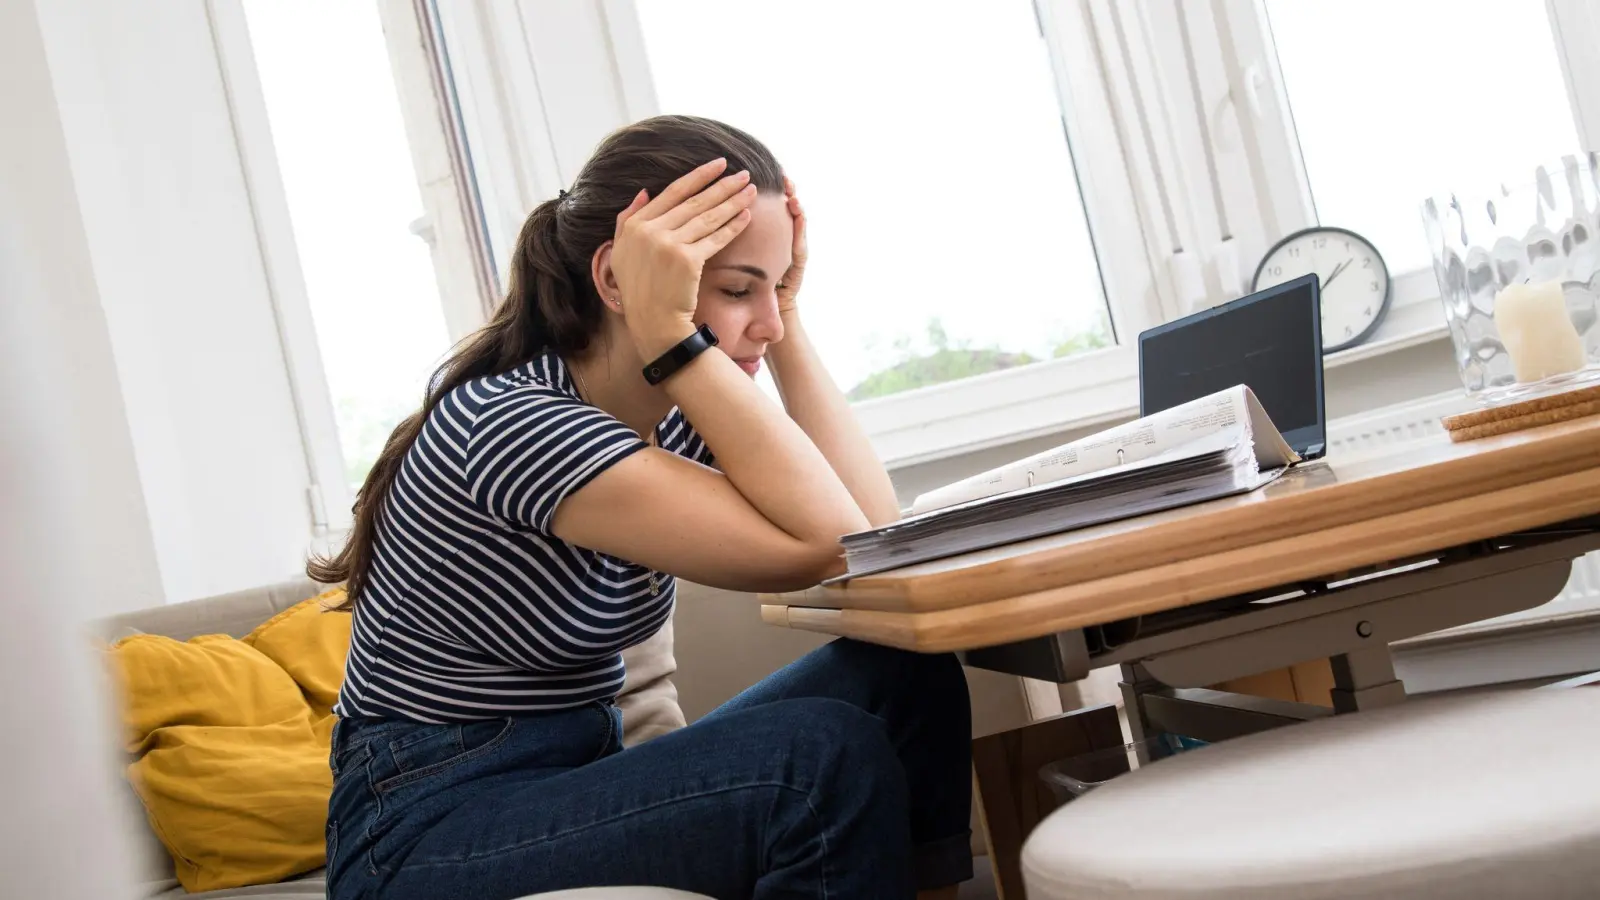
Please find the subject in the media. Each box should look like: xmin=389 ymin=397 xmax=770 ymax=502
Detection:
xmin=642 ymin=324 xmax=719 ymax=385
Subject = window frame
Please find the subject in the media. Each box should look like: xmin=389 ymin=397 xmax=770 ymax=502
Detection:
xmin=207 ymin=0 xmax=354 ymax=534
xmin=1548 ymin=0 xmax=1600 ymax=152
xmin=375 ymin=0 xmax=503 ymax=340
xmin=211 ymin=0 xmax=501 ymax=540
xmin=1190 ymin=0 xmax=1600 ymax=364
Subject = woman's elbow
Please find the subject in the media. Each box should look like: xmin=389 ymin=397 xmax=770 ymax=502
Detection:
xmin=728 ymin=539 xmax=847 ymax=594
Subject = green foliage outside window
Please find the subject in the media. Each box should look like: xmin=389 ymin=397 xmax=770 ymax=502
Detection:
xmin=847 ymin=317 xmax=1111 ymax=401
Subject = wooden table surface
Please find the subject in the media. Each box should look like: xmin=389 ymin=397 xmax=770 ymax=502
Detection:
xmin=761 ymin=414 xmax=1600 ymax=653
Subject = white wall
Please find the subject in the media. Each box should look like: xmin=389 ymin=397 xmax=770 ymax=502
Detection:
xmin=29 ymin=0 xmax=321 ymax=604
xmin=2 ymin=0 xmax=149 ymax=892
xmin=1 ymin=0 xmax=166 ymax=620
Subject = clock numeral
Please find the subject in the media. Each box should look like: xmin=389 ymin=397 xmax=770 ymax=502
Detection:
xmin=1313 ymin=237 xmax=1328 ymax=249
xmin=1362 ymin=257 xmax=1372 ymax=268
xmin=1370 ymin=280 xmax=1379 ymax=291
xmin=1364 ymin=306 xmax=1372 ymax=316
xmin=1289 ymin=247 xmax=1301 ymax=258
xmin=1345 ymin=325 xmax=1354 ymax=338
xmin=1270 ymin=265 xmax=1283 ymax=277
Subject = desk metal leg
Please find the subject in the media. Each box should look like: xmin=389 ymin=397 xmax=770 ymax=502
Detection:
xmin=1118 ymin=664 xmax=1156 ymax=744
xmin=1117 ymin=663 xmax=1160 ymax=765
xmin=1329 ymin=645 xmax=1407 ymax=712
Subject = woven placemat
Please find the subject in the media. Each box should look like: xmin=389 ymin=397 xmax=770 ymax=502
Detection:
xmin=1443 ymin=384 xmax=1600 ymax=442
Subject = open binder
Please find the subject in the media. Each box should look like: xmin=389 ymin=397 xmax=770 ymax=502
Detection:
xmin=836 ymin=385 xmax=1299 ymax=580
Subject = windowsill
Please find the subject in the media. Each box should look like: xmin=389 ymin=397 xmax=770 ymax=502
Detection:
xmin=861 ymin=272 xmax=1454 ymax=470
xmin=1321 ymin=270 xmax=1451 ymax=369
xmin=1398 ymin=604 xmax=1600 ymax=648
xmin=1323 ymin=323 xmax=1450 ymax=368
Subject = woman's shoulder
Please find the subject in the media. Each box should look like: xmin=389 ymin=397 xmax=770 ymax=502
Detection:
xmin=450 ymin=352 xmax=579 ymax=413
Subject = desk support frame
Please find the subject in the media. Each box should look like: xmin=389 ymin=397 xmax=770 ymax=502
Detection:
xmin=961 ymin=527 xmax=1600 ymax=745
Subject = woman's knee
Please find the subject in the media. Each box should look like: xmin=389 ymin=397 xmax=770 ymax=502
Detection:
xmin=833 ymin=639 xmax=962 ymax=680
xmin=831 ymin=640 xmax=970 ymax=710
xmin=770 ymin=697 xmax=906 ymax=793
xmin=916 ymin=649 xmax=970 ymax=703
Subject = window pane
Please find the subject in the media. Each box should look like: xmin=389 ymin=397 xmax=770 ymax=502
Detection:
xmin=243 ymin=0 xmax=452 ymax=488
xmin=1267 ymin=0 xmax=1581 ymax=275
xmin=636 ymin=1 xmax=1110 ymax=400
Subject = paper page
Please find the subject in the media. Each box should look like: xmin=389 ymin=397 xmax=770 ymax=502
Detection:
xmin=909 ymin=385 xmax=1260 ymax=515
xmin=1242 ymin=388 xmax=1299 ymax=469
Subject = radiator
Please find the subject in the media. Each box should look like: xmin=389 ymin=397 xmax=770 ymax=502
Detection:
xmin=1327 ymin=392 xmax=1600 ymax=630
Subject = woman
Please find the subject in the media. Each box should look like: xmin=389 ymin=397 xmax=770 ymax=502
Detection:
xmin=312 ymin=115 xmax=972 ymax=900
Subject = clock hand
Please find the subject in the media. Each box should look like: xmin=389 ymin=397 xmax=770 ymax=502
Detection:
xmin=1322 ymin=258 xmax=1353 ymax=288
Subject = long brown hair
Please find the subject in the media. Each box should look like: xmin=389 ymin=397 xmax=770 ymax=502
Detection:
xmin=309 ymin=115 xmax=785 ymax=609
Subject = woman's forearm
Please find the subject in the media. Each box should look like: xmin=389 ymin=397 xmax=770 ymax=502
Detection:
xmin=659 ymin=335 xmax=869 ymax=546
xmin=768 ymin=312 xmax=902 ymax=526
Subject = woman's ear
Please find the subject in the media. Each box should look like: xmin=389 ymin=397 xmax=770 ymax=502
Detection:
xmin=590 ymin=240 xmax=624 ymax=313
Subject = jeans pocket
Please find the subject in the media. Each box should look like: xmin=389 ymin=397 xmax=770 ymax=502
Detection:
xmin=591 ymin=701 xmax=622 ymax=763
xmin=331 ymin=736 xmax=373 ymax=779
xmin=372 ymin=718 xmax=514 ymax=794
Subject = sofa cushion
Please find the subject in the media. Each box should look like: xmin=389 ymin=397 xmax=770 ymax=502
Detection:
xmin=106 ymin=578 xmax=688 ymax=895
xmin=617 ymin=617 xmax=686 ymax=746
xmin=102 ymin=579 xmax=327 ymax=642
xmin=129 ymin=712 xmax=332 ymax=893
xmin=109 ymin=635 xmax=308 ymax=750
xmin=242 ymin=589 xmax=351 ymax=715
xmin=109 ymin=633 xmax=331 ymax=892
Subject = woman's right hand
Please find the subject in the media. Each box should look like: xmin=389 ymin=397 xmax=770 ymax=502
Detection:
xmin=609 ymin=158 xmax=758 ymax=359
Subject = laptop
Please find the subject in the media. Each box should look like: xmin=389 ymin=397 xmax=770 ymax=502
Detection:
xmin=1137 ymin=273 xmax=1327 ymax=461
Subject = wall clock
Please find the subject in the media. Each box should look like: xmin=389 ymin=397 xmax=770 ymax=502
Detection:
xmin=1253 ymin=226 xmax=1391 ymax=353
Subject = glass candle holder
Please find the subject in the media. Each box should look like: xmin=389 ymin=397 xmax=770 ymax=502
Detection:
xmin=1421 ymin=152 xmax=1600 ymax=404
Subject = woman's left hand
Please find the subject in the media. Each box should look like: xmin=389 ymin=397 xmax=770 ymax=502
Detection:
xmin=776 ymin=176 xmax=807 ymax=316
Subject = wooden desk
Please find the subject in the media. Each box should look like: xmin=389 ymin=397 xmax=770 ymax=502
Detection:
xmin=762 ymin=414 xmax=1600 ymax=653
xmin=764 ymin=415 xmax=1600 ymax=900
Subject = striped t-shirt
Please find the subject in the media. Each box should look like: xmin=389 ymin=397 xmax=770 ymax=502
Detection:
xmin=334 ymin=351 xmax=712 ymax=723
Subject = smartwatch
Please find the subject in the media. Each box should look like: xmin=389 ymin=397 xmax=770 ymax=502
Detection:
xmin=642 ymin=324 xmax=719 ymax=386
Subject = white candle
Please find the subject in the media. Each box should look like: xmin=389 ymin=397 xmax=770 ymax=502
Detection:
xmin=1493 ymin=280 xmax=1586 ymax=383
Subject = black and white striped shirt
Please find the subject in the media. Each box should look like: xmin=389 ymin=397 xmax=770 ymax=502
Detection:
xmin=334 ymin=351 xmax=712 ymax=723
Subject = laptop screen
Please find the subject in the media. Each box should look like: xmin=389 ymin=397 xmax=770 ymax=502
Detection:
xmin=1137 ymin=273 xmax=1327 ymax=458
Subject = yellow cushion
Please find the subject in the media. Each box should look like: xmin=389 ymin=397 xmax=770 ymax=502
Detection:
xmin=109 ymin=634 xmax=307 ymax=753
xmin=244 ymin=589 xmax=352 ymax=716
xmin=127 ymin=710 xmax=332 ymax=893
xmin=108 ymin=590 xmax=353 ymax=893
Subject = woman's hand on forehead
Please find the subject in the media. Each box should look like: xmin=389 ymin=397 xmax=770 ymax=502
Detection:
xmin=608 ymin=158 xmax=758 ymax=358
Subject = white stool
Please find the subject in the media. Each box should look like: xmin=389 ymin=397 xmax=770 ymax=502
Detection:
xmin=1022 ymin=688 xmax=1600 ymax=899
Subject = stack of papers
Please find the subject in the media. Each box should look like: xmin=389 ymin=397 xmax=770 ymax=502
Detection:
xmin=836 ymin=386 xmax=1297 ymax=580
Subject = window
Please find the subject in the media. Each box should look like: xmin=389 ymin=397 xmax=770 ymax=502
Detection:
xmin=635 ymin=1 xmax=1112 ymax=401
xmin=242 ymin=0 xmax=453 ymax=488
xmin=1265 ymin=0 xmax=1583 ymax=276
xmin=384 ymin=0 xmax=1598 ymax=466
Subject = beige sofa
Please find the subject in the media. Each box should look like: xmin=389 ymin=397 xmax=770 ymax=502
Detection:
xmin=104 ymin=577 xmax=1024 ymax=898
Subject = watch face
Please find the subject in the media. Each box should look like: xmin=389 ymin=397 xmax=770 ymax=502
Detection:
xmin=1254 ymin=227 xmax=1391 ymax=353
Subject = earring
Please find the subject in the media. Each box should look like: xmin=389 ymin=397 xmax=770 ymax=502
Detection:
xmin=612 ymin=296 xmax=624 ymax=311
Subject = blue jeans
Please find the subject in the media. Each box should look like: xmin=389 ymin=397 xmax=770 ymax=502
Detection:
xmin=326 ymin=638 xmax=973 ymax=900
